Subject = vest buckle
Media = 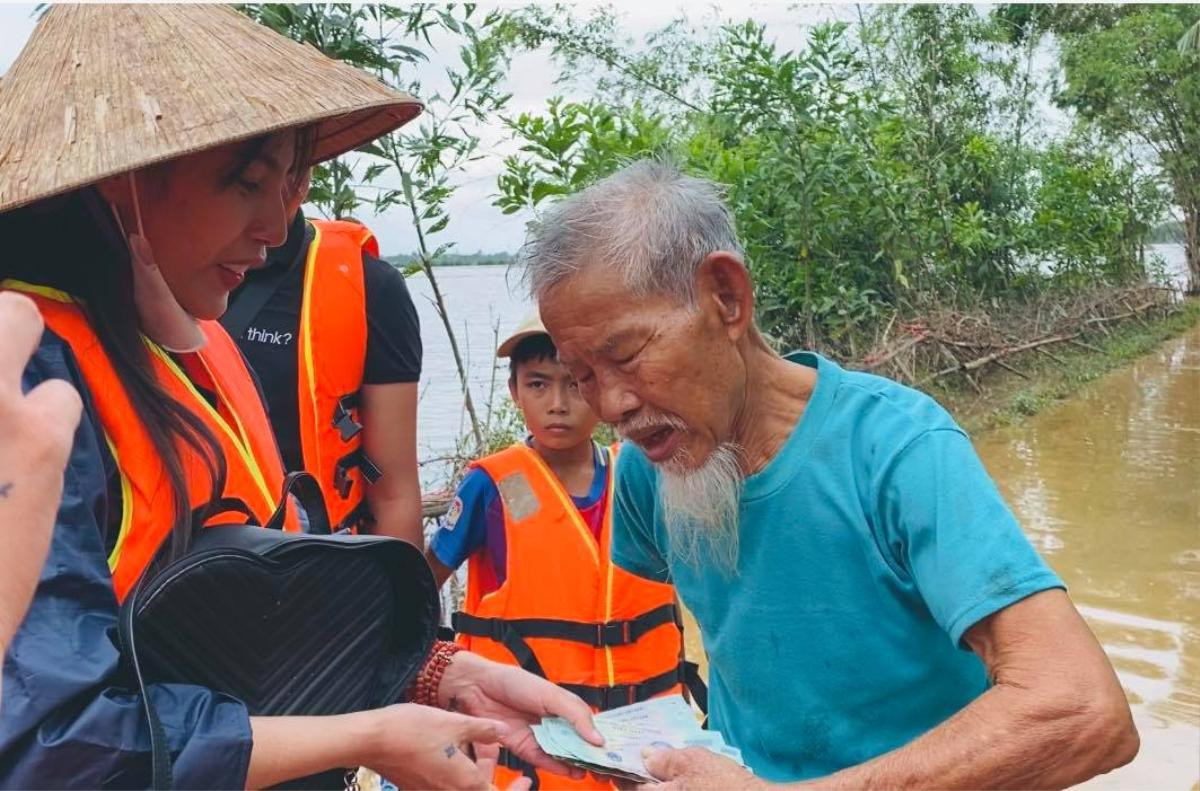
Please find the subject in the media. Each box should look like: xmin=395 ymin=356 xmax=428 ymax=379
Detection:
xmin=333 ymin=396 xmax=363 ymax=442
xmin=595 ymin=620 xmax=631 ymax=647
xmin=334 ymin=449 xmax=383 ymax=499
xmin=598 ymin=683 xmax=637 ymax=710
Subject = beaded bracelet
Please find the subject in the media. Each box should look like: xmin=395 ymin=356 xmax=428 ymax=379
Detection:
xmin=410 ymin=640 xmax=464 ymax=708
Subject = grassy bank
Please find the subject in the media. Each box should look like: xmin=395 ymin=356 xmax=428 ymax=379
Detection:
xmin=928 ymin=298 xmax=1200 ymax=434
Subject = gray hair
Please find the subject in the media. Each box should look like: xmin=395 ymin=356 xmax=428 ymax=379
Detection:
xmin=520 ymin=159 xmax=745 ymax=303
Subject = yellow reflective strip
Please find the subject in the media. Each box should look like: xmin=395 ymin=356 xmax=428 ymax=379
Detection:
xmin=193 ymin=351 xmax=277 ymax=516
xmin=603 ymin=447 xmax=617 ymax=684
xmin=146 ymin=343 xmax=275 ymax=512
xmin=299 ymin=223 xmax=323 ymax=482
xmin=524 ymin=443 xmax=614 ymax=683
xmin=524 ymin=445 xmax=601 ymax=567
xmin=0 ymin=278 xmax=74 ymax=303
xmin=103 ymin=434 xmax=134 ymax=572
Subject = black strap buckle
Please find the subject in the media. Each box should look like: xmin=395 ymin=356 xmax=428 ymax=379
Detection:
xmin=595 ymin=620 xmax=631 ymax=647
xmin=601 ymin=684 xmax=637 ymax=709
xmin=334 ymin=449 xmax=383 ymax=499
xmin=333 ymin=394 xmax=363 ymax=442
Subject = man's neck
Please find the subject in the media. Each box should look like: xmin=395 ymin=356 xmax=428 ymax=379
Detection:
xmin=530 ymin=436 xmax=596 ymax=497
xmin=732 ymin=344 xmax=817 ymax=476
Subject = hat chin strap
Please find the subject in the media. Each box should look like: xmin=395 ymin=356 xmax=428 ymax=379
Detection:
xmin=113 ymin=173 xmax=207 ymax=354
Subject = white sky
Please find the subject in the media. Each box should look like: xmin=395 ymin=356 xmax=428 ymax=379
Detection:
xmin=0 ymin=1 xmax=863 ymax=255
xmin=1 ymin=2 xmax=1081 ymax=257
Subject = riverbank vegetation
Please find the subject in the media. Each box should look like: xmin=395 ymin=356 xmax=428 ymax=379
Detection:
xmin=926 ymin=296 xmax=1200 ymax=433
xmin=240 ymin=3 xmax=1199 ymax=467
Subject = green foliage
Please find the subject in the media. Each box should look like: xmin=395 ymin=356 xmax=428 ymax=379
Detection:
xmin=1050 ymin=4 xmax=1200 ymax=292
xmin=496 ymin=6 xmax=1166 ymax=351
xmin=496 ymin=99 xmax=674 ymax=214
xmin=240 ymin=3 xmax=526 ymax=447
xmin=239 ymin=3 xmax=518 ymax=253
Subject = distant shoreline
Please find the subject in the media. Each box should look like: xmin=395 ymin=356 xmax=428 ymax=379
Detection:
xmin=385 ymin=254 xmax=515 ymax=269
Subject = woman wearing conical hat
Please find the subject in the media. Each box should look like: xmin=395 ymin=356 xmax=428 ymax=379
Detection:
xmin=0 ymin=6 xmax=599 ymax=788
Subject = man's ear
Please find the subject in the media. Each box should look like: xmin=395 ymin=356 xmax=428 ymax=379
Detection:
xmin=695 ymin=252 xmax=754 ymax=342
xmin=508 ymin=375 xmax=520 ymax=407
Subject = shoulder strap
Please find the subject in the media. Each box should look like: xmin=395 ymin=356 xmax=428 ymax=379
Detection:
xmin=265 ymin=471 xmax=332 ymax=535
xmin=220 ymin=263 xmax=295 ymax=343
xmin=119 ymin=575 xmax=174 ymax=790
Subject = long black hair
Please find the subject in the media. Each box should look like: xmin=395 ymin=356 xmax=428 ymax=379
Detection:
xmin=0 ymin=129 xmax=315 ymax=565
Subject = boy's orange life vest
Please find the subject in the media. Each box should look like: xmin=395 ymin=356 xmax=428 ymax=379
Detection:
xmin=296 ymin=219 xmax=382 ymax=531
xmin=3 ymin=279 xmax=299 ymax=602
xmin=454 ymin=443 xmax=687 ymax=788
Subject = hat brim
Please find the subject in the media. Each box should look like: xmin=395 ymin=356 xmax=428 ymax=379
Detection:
xmin=0 ymin=5 xmax=424 ymax=214
xmin=497 ymin=328 xmax=550 ymax=358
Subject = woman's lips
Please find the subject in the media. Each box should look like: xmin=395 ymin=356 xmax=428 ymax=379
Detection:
xmin=217 ymin=263 xmax=247 ymax=289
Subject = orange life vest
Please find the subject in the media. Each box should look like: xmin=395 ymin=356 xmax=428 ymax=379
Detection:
xmin=296 ymin=219 xmax=382 ymax=532
xmin=2 ymin=279 xmax=299 ymax=602
xmin=453 ymin=443 xmax=686 ymax=790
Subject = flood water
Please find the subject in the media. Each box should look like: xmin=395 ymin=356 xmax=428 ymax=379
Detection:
xmin=974 ymin=324 xmax=1200 ymax=789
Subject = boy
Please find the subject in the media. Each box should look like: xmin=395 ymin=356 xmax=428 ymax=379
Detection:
xmin=425 ymin=311 xmax=688 ymax=790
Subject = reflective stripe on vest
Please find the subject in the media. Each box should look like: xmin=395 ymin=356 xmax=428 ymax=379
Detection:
xmin=2 ymin=280 xmax=299 ymax=602
xmin=297 ymin=219 xmax=379 ymax=531
xmin=456 ymin=443 xmax=684 ymax=704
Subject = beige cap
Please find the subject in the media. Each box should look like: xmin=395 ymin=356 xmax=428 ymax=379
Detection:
xmin=0 ymin=4 xmax=423 ymax=214
xmin=497 ymin=309 xmax=550 ymax=358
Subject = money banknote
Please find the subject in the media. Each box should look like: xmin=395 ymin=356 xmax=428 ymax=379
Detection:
xmin=531 ymin=695 xmax=745 ymax=783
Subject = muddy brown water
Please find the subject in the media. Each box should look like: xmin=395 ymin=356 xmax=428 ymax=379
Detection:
xmin=682 ymin=324 xmax=1200 ymax=788
xmin=976 ymin=324 xmax=1200 ymax=789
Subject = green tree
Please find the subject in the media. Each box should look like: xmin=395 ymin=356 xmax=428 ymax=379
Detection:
xmin=239 ymin=3 xmax=521 ymax=447
xmin=1052 ymin=5 xmax=1200 ymax=293
xmin=496 ymin=6 xmax=1160 ymax=354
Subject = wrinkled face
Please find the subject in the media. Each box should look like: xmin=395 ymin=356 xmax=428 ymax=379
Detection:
xmin=539 ymin=260 xmax=748 ymax=472
xmin=128 ymin=133 xmax=298 ymax=319
xmin=509 ymin=355 xmax=598 ymax=451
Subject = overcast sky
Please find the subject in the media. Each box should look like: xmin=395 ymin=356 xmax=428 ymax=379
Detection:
xmin=0 ymin=1 xmax=864 ymax=256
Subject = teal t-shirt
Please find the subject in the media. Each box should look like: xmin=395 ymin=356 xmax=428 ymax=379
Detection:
xmin=612 ymin=352 xmax=1063 ymax=782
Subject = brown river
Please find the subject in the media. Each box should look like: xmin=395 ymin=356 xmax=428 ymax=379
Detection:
xmin=975 ymin=324 xmax=1200 ymax=789
xmin=682 ymin=324 xmax=1200 ymax=788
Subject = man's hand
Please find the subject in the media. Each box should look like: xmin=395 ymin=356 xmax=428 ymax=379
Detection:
xmin=437 ymin=651 xmax=604 ymax=779
xmin=0 ymin=292 xmax=82 ymax=650
xmin=637 ymin=747 xmax=767 ymax=791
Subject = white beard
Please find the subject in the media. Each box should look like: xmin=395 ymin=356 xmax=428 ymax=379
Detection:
xmin=657 ymin=442 xmax=744 ymax=574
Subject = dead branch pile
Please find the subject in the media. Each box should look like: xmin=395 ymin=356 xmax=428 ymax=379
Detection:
xmin=857 ymin=284 xmax=1181 ymax=392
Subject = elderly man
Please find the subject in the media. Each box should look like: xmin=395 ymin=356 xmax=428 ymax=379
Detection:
xmin=527 ymin=160 xmax=1138 ymax=789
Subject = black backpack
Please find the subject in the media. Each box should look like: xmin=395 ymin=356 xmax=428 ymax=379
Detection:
xmin=119 ymin=472 xmax=438 ymax=789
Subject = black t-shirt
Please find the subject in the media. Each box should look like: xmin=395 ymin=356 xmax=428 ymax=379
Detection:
xmin=224 ymin=212 xmax=422 ymax=472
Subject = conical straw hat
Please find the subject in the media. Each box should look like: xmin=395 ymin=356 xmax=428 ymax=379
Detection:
xmin=0 ymin=4 xmax=422 ymax=214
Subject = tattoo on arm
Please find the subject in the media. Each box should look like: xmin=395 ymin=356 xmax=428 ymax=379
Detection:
xmin=443 ymin=744 xmax=458 ymax=759
xmin=0 ymin=482 xmax=11 ymax=498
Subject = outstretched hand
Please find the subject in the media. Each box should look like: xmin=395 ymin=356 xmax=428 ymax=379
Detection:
xmin=438 ymin=651 xmax=604 ymax=779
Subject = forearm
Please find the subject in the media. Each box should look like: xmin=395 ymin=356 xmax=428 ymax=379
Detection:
xmin=361 ymin=382 xmax=422 ymax=545
xmin=0 ymin=462 xmax=65 ymax=647
xmin=424 ymin=546 xmax=457 ymax=589
xmin=247 ymin=710 xmax=381 ymax=789
xmin=796 ymin=682 xmax=1135 ymax=790
xmin=366 ymin=483 xmax=423 ymax=545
